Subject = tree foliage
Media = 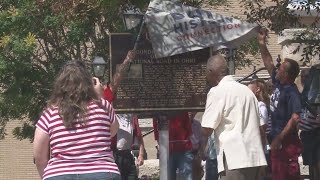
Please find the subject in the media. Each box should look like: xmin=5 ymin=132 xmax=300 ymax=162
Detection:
xmin=0 ymin=0 xmax=131 ymax=140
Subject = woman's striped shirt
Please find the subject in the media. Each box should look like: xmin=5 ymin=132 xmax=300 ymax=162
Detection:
xmin=36 ymin=98 xmax=119 ymax=180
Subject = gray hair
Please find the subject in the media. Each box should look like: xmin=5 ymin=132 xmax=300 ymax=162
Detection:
xmin=207 ymin=54 xmax=229 ymax=76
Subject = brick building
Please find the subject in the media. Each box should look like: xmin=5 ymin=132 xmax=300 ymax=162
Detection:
xmin=0 ymin=120 xmax=39 ymax=180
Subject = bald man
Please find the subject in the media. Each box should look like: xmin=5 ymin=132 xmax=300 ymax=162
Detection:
xmin=201 ymin=55 xmax=267 ymax=180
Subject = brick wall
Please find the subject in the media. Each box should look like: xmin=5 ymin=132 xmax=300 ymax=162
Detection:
xmin=0 ymin=120 xmax=39 ymax=180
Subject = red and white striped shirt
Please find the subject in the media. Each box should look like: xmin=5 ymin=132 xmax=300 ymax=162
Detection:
xmin=36 ymin=98 xmax=119 ymax=180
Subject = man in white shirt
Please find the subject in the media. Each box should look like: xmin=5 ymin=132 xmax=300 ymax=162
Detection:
xmin=201 ymin=54 xmax=267 ymax=180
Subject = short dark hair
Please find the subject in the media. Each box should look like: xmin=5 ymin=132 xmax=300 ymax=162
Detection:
xmin=284 ymin=58 xmax=300 ymax=81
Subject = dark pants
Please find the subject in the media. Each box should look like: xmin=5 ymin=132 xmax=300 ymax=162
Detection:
xmin=301 ymin=128 xmax=320 ymax=165
xmin=113 ymin=150 xmax=138 ymax=180
xmin=301 ymin=128 xmax=320 ymax=180
xmin=205 ymin=159 xmax=218 ymax=180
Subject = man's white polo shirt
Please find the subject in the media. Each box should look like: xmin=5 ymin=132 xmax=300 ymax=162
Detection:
xmin=202 ymin=75 xmax=267 ymax=173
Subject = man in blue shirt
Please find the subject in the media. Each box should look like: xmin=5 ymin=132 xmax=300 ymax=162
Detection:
xmin=258 ymin=29 xmax=302 ymax=180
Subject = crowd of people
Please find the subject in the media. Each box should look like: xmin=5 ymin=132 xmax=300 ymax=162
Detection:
xmin=32 ymin=28 xmax=320 ymax=180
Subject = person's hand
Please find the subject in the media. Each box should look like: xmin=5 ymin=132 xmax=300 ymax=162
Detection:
xmin=124 ymin=50 xmax=136 ymax=62
xmin=197 ymin=147 xmax=206 ymax=161
xmin=188 ymin=112 xmax=196 ymax=120
xmin=128 ymin=50 xmax=136 ymax=59
xmin=92 ymin=77 xmax=103 ymax=97
xmin=271 ymin=135 xmax=282 ymax=150
xmin=137 ymin=154 xmax=144 ymax=166
xmin=257 ymin=28 xmax=268 ymax=45
xmin=155 ymin=144 xmax=160 ymax=159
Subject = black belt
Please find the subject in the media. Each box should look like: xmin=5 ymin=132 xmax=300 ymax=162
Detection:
xmin=114 ymin=149 xmax=131 ymax=155
xmin=113 ymin=149 xmax=134 ymax=159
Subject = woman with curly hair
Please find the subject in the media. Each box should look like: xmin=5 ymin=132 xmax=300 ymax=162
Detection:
xmin=33 ymin=60 xmax=120 ymax=180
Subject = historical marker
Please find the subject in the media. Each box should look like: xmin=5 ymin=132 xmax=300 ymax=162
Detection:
xmin=109 ymin=33 xmax=210 ymax=112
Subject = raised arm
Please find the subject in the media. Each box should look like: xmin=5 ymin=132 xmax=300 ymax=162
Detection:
xmin=110 ymin=50 xmax=136 ymax=94
xmin=257 ymin=28 xmax=275 ymax=76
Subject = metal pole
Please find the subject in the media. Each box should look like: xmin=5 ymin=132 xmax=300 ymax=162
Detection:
xmin=158 ymin=115 xmax=169 ymax=180
xmin=227 ymin=48 xmax=236 ymax=75
xmin=128 ymin=20 xmax=145 ymax=72
xmin=133 ymin=21 xmax=145 ymax=51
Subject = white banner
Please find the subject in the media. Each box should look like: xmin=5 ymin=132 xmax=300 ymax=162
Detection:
xmin=145 ymin=0 xmax=259 ymax=58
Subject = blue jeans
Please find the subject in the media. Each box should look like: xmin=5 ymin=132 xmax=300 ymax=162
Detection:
xmin=205 ymin=159 xmax=218 ymax=180
xmin=169 ymin=151 xmax=193 ymax=180
xmin=45 ymin=172 xmax=121 ymax=180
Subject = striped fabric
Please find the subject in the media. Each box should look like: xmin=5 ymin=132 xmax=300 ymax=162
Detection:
xmin=36 ymin=98 xmax=119 ymax=180
xmin=299 ymin=109 xmax=320 ymax=131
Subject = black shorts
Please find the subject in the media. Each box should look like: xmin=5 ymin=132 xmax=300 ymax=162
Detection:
xmin=300 ymin=128 xmax=320 ymax=165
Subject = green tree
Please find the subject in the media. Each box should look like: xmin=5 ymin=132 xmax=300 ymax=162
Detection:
xmin=0 ymin=0 xmax=131 ymax=140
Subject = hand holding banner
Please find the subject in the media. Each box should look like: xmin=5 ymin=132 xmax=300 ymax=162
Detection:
xmin=145 ymin=0 xmax=259 ymax=58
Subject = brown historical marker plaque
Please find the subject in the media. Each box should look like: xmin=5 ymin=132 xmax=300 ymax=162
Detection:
xmin=109 ymin=33 xmax=210 ymax=112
